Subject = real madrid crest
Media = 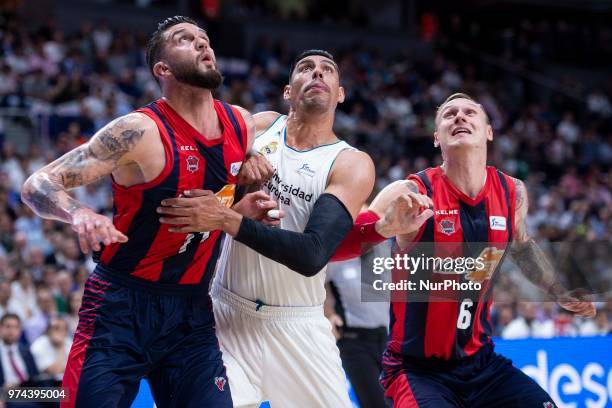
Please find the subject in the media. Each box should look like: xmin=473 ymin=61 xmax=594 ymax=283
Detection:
xmin=259 ymin=141 xmax=278 ymax=156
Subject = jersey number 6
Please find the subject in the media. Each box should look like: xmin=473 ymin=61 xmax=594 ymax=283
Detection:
xmin=457 ymin=298 xmax=474 ymax=330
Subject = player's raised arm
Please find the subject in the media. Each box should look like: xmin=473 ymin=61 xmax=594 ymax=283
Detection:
xmin=21 ymin=112 xmax=155 ymax=252
xmin=508 ymin=178 xmax=595 ymax=317
xmin=331 ymin=179 xmax=433 ymax=261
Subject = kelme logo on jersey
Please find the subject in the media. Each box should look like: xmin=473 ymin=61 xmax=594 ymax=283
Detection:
xmin=230 ymin=161 xmax=243 ymax=176
xmin=297 ymin=163 xmax=316 ymax=177
xmin=186 ymin=155 xmax=199 ymax=173
xmin=259 ymin=141 xmax=278 ymax=155
xmin=439 ymin=219 xmax=455 ymax=235
xmin=489 ymin=216 xmax=507 ymax=231
xmin=543 ymin=402 xmax=555 ymax=408
xmin=214 ymin=376 xmax=226 ymax=391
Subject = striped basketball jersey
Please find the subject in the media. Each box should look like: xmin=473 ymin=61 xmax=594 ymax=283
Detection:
xmin=387 ymin=166 xmax=516 ymax=361
xmin=96 ymin=98 xmax=247 ymax=287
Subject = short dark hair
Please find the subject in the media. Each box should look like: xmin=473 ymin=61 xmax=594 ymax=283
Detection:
xmin=0 ymin=313 xmax=21 ymax=325
xmin=146 ymin=15 xmax=199 ymax=76
xmin=435 ymin=92 xmax=490 ymax=125
xmin=289 ymin=49 xmax=339 ymax=79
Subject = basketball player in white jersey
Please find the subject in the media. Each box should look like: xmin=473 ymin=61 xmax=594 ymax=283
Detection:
xmin=157 ymin=50 xmax=433 ymax=407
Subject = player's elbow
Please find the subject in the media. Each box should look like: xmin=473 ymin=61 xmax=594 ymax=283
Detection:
xmin=291 ymin=252 xmax=329 ymax=277
xmin=20 ymin=173 xmax=38 ymax=204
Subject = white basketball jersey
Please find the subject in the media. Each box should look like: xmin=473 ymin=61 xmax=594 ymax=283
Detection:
xmin=215 ymin=115 xmax=355 ymax=306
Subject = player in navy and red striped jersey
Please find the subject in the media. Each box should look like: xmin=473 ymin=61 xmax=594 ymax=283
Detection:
xmin=21 ymin=16 xmax=274 ymax=408
xmin=332 ymin=93 xmax=595 ymax=407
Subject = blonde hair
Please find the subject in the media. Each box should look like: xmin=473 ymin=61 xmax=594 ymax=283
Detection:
xmin=435 ymin=92 xmax=490 ymax=127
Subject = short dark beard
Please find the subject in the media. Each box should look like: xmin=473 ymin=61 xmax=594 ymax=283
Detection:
xmin=170 ymin=60 xmax=223 ymax=89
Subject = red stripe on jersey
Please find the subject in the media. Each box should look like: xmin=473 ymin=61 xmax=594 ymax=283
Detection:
xmin=234 ymin=105 xmax=248 ymax=153
xmin=99 ymin=189 xmax=143 ymax=265
xmin=385 ymin=374 xmax=420 ymax=408
xmin=464 ymin=282 xmax=491 ymax=356
xmin=130 ymin=106 xmax=205 ymax=281
xmin=180 ymin=230 xmax=221 ymax=284
xmin=389 ymin=301 xmax=407 ymax=354
xmin=61 ymin=277 xmax=110 ymax=407
xmin=463 ymin=169 xmax=516 ymax=355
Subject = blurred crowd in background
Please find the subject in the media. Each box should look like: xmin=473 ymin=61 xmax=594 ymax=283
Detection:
xmin=0 ymin=6 xmax=610 ymax=381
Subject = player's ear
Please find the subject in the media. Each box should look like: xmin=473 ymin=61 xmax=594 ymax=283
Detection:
xmin=153 ymin=61 xmax=170 ymax=80
xmin=283 ymin=85 xmax=291 ymax=101
xmin=486 ymin=124 xmax=493 ymax=141
xmin=433 ymin=131 xmax=440 ymax=148
xmin=337 ymin=86 xmax=345 ymax=104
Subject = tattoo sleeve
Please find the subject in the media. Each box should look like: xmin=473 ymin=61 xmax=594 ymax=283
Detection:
xmin=507 ymin=178 xmax=564 ymax=298
xmin=21 ymin=115 xmax=145 ymax=223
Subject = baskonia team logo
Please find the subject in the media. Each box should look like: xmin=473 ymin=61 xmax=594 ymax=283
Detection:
xmin=214 ymin=376 xmax=227 ymax=391
xmin=439 ymin=219 xmax=455 ymax=235
xmin=186 ymin=155 xmax=199 ymax=173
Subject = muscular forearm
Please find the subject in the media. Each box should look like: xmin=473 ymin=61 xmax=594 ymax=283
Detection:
xmin=21 ymin=172 xmax=86 ymax=223
xmin=509 ymin=238 xmax=565 ymax=298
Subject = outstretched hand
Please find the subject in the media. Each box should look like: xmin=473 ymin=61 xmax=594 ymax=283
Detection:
xmin=232 ymin=191 xmax=284 ymax=226
xmin=375 ymin=192 xmax=434 ymax=238
xmin=158 ymin=189 xmax=226 ymax=233
xmin=557 ymin=288 xmax=596 ymax=318
xmin=71 ymin=208 xmax=128 ymax=254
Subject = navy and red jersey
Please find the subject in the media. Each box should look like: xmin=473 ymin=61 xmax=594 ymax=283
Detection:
xmin=387 ymin=166 xmax=516 ymax=361
xmin=95 ymin=98 xmax=247 ymax=288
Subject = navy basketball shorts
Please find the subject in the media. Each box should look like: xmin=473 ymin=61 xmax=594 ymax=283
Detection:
xmin=61 ymin=267 xmax=232 ymax=408
xmin=381 ymin=345 xmax=556 ymax=408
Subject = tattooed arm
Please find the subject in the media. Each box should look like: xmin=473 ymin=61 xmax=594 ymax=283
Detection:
xmin=21 ymin=113 xmax=154 ymax=253
xmin=508 ymin=178 xmax=595 ymax=317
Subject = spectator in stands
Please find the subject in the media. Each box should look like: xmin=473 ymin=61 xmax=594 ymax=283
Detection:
xmin=53 ymin=271 xmax=73 ymax=313
xmin=579 ymin=309 xmax=610 ymax=336
xmin=30 ymin=317 xmax=71 ymax=384
xmin=0 ymin=314 xmax=39 ymax=389
xmin=65 ymin=291 xmax=83 ymax=336
xmin=502 ymin=302 xmax=555 ymax=339
xmin=0 ymin=281 xmax=26 ymax=322
xmin=24 ymin=287 xmax=57 ymax=344
xmin=10 ymin=269 xmax=37 ymax=321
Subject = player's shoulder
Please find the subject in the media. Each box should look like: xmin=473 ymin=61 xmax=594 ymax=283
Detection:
xmin=97 ymin=112 xmax=158 ymax=139
xmin=334 ymin=148 xmax=373 ymax=170
xmin=329 ymin=149 xmax=374 ymax=185
xmin=487 ymin=165 xmax=524 ymax=192
xmin=253 ymin=111 xmax=284 ymax=135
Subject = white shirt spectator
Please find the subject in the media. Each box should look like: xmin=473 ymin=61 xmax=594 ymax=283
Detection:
xmin=30 ymin=335 xmax=72 ymax=381
xmin=10 ymin=282 xmax=38 ymax=319
xmin=501 ymin=316 xmax=555 ymax=339
xmin=0 ymin=299 xmax=29 ymax=323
